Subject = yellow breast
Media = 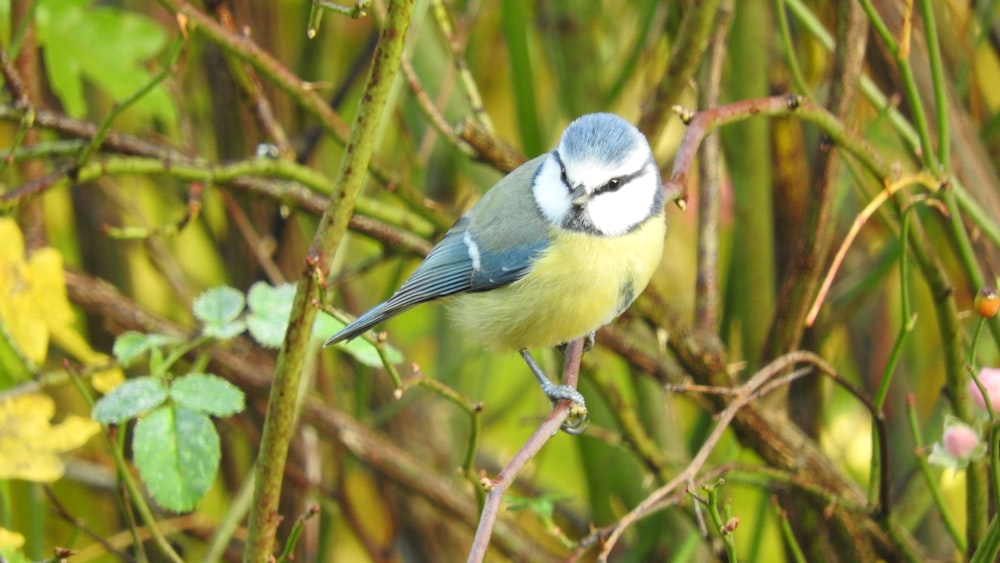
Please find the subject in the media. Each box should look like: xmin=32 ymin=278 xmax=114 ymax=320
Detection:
xmin=446 ymin=216 xmax=666 ymax=351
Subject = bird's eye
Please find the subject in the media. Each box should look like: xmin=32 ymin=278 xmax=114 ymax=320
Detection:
xmin=560 ymin=166 xmax=569 ymax=186
xmin=595 ymin=177 xmax=623 ymax=195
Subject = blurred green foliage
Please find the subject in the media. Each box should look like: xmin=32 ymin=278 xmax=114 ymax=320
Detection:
xmin=4 ymin=0 xmax=1000 ymax=561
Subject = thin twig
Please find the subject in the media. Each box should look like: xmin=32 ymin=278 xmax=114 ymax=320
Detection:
xmin=665 ymin=95 xmax=888 ymax=207
xmin=806 ymin=172 xmax=941 ymax=326
xmin=466 ymin=338 xmax=585 ymax=563
xmin=693 ymin=0 xmax=732 ymax=332
xmin=430 ymin=0 xmax=492 ymax=132
xmin=592 ymin=350 xmax=880 ymax=560
xmin=76 ymin=38 xmax=184 ymax=168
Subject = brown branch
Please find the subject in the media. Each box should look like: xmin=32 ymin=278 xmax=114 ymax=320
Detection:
xmin=590 ymin=352 xmax=825 ymax=559
xmin=694 ymin=1 xmax=732 ymax=332
xmin=466 ymin=338 xmax=585 ymax=563
xmin=663 ymin=94 xmax=889 ymax=207
xmin=456 ymin=117 xmax=526 ymax=174
xmin=156 ymin=0 xmax=351 ymax=146
xmin=638 ymin=0 xmax=723 ymax=142
xmin=62 ymin=267 xmax=561 ymax=562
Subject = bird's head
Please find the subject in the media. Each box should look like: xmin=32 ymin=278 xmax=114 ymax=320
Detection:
xmin=532 ymin=113 xmax=662 ymax=236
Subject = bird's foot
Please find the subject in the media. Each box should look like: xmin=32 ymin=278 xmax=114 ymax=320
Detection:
xmin=519 ymin=350 xmax=589 ymax=434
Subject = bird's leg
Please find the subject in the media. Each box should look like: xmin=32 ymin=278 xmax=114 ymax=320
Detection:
xmin=519 ymin=349 xmax=589 ymax=434
xmin=556 ymin=331 xmax=596 ymax=355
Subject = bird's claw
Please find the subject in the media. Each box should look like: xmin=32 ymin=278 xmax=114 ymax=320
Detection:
xmin=521 ymin=349 xmax=590 ymax=434
xmin=540 ymin=382 xmax=589 ymax=434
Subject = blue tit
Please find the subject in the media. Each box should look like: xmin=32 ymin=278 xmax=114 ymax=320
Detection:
xmin=326 ymin=113 xmax=665 ymax=431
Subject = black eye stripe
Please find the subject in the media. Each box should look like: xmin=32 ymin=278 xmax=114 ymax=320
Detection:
xmin=552 ymin=152 xmax=652 ymax=197
xmin=552 ymin=150 xmax=570 ymax=188
xmin=593 ymin=162 xmax=649 ymax=196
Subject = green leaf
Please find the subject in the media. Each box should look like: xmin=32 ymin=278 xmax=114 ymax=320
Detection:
xmin=194 ymin=286 xmax=246 ymax=339
xmin=170 ymin=373 xmax=245 ymax=417
xmin=35 ymin=0 xmax=177 ymax=127
xmin=202 ymin=319 xmax=247 ymax=340
xmin=92 ymin=376 xmax=168 ymax=423
xmin=243 ymin=281 xmax=403 ymax=365
xmin=245 ymin=282 xmax=295 ymax=348
xmin=112 ymin=331 xmax=182 ymax=365
xmin=316 ymin=312 xmax=403 ymax=368
xmin=193 ymin=286 xmax=245 ymax=325
xmin=133 ymin=405 xmax=220 ymax=513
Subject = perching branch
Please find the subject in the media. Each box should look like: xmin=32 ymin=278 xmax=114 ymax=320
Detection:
xmin=466 ymin=338 xmax=585 ymax=563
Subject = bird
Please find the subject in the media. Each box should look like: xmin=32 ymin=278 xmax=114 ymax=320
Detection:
xmin=325 ymin=113 xmax=666 ymax=432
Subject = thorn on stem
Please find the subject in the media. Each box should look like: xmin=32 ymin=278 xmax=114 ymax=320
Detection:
xmin=722 ymin=516 xmax=739 ymax=534
xmin=671 ymin=104 xmax=696 ymax=125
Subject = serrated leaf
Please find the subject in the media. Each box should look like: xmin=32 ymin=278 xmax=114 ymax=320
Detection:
xmin=92 ymin=376 xmax=168 ymax=423
xmin=246 ymin=316 xmax=285 ymax=348
xmin=245 ymin=282 xmax=295 ymax=348
xmin=316 ymin=312 xmax=403 ymax=368
xmin=36 ymin=0 xmax=177 ymax=127
xmin=112 ymin=331 xmax=181 ymax=365
xmin=133 ymin=405 xmax=220 ymax=513
xmin=170 ymin=373 xmax=245 ymax=417
xmin=193 ymin=286 xmax=245 ymax=326
xmin=247 ymin=281 xmax=296 ymax=315
xmin=202 ymin=319 xmax=247 ymax=340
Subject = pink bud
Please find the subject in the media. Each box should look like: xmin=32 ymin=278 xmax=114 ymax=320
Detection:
xmin=969 ymin=367 xmax=1000 ymax=412
xmin=943 ymin=423 xmax=981 ymax=460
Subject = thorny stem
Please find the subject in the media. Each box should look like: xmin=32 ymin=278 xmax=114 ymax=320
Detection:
xmin=240 ymin=0 xmax=415 ymax=560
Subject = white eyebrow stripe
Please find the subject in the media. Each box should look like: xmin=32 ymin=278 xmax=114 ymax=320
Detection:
xmin=463 ymin=230 xmax=482 ymax=271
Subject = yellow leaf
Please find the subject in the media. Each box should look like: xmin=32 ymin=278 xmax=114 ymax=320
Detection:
xmin=49 ymin=327 xmax=125 ymax=392
xmin=0 ymin=219 xmax=48 ymax=365
xmin=0 ymin=393 xmax=100 ymax=482
xmin=29 ymin=248 xmax=75 ymax=333
xmin=0 ymin=526 xmax=25 ymax=549
xmin=92 ymin=365 xmax=126 ymax=394
xmin=0 ymin=218 xmax=120 ymax=379
xmin=0 ymin=219 xmax=24 ymax=267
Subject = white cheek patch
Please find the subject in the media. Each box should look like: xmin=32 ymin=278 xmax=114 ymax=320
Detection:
xmin=532 ymin=156 xmax=572 ymax=225
xmin=586 ymin=168 xmax=659 ymax=236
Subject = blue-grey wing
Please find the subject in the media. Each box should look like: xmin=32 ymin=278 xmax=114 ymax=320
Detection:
xmin=324 ymin=218 xmax=545 ymax=345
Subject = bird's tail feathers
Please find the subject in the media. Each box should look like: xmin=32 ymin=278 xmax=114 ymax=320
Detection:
xmin=323 ymin=300 xmax=404 ymax=346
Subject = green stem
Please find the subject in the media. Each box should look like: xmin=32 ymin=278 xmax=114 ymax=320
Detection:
xmin=873 ymin=204 xmax=919 ymax=410
xmin=76 ymin=38 xmax=184 ymax=168
xmin=774 ymin=0 xmax=811 ymax=97
xmin=970 ymin=512 xmax=1000 ymax=563
xmin=0 ymin=106 xmax=34 ymax=177
xmin=202 ymin=468 xmax=255 ymax=563
xmin=242 ymin=1 xmax=414 ymax=560
xmin=774 ymin=497 xmax=806 ymax=563
xmin=704 ymin=482 xmax=738 ymax=563
xmin=917 ymin=0 xmax=949 ymax=170
xmin=905 ymin=394 xmax=965 ymax=551
xmin=67 ymin=369 xmax=183 ymax=563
